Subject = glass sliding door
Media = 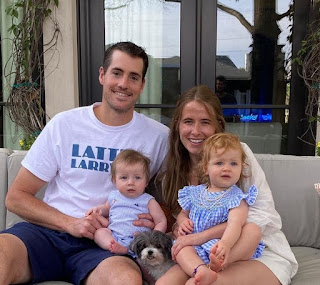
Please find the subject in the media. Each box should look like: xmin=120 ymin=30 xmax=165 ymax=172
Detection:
xmin=104 ymin=0 xmax=181 ymax=125
xmin=215 ymin=0 xmax=293 ymax=154
xmin=77 ymin=0 xmax=311 ymax=154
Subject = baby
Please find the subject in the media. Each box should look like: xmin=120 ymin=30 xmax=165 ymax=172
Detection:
xmin=86 ymin=149 xmax=167 ymax=254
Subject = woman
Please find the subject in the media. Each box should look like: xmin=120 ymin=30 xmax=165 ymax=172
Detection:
xmin=156 ymin=85 xmax=297 ymax=285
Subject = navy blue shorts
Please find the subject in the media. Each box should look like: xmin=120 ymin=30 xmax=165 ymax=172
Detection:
xmin=2 ymin=222 xmax=137 ymax=285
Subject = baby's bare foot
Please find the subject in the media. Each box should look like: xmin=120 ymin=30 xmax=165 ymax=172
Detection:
xmin=194 ymin=265 xmax=217 ymax=285
xmin=109 ymin=240 xmax=128 ymax=254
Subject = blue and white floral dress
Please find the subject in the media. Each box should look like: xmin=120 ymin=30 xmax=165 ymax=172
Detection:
xmin=178 ymin=184 xmax=265 ymax=264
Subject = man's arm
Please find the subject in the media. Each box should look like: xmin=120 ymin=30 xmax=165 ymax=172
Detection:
xmin=6 ymin=167 xmax=108 ymax=239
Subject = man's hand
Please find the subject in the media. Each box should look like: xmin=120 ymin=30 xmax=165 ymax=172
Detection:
xmin=133 ymin=213 xmax=155 ymax=229
xmin=67 ymin=212 xmax=109 ymax=239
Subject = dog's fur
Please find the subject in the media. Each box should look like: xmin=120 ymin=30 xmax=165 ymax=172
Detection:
xmin=130 ymin=231 xmax=175 ymax=284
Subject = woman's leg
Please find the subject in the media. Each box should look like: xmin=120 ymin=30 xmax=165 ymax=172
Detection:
xmin=186 ymin=260 xmax=280 ymax=285
xmin=214 ymin=260 xmax=281 ymax=285
xmin=155 ymin=264 xmax=189 ymax=285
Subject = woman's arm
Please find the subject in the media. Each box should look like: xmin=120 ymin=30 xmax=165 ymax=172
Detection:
xmin=241 ymin=143 xmax=282 ymax=230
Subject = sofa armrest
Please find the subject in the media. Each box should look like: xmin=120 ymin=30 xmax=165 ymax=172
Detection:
xmin=0 ymin=148 xmax=13 ymax=231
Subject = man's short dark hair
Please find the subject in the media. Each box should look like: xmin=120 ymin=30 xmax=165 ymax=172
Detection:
xmin=103 ymin=41 xmax=149 ymax=79
xmin=216 ymin=75 xmax=227 ymax=83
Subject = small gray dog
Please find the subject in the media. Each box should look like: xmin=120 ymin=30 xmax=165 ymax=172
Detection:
xmin=130 ymin=230 xmax=176 ymax=284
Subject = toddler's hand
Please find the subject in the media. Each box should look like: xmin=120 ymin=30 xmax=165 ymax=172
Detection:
xmin=212 ymin=240 xmax=231 ymax=267
xmin=171 ymin=234 xmax=196 ymax=261
xmin=178 ymin=218 xmax=193 ymax=235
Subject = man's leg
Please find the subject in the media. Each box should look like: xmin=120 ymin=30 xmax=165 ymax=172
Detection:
xmin=85 ymin=256 xmax=143 ymax=285
xmin=0 ymin=234 xmax=32 ymax=285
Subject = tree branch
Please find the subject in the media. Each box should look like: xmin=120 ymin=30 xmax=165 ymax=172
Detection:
xmin=217 ymin=2 xmax=254 ymax=34
xmin=276 ymin=5 xmax=293 ymax=21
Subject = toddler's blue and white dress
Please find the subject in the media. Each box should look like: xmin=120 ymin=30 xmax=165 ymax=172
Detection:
xmin=178 ymin=184 xmax=265 ymax=264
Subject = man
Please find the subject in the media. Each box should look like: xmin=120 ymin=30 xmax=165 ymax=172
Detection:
xmin=215 ymin=75 xmax=237 ymax=105
xmin=215 ymin=75 xmax=238 ymax=122
xmin=0 ymin=42 xmax=169 ymax=285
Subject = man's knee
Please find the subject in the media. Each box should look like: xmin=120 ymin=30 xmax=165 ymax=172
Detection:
xmin=85 ymin=256 xmax=142 ymax=285
xmin=0 ymin=234 xmax=31 ymax=284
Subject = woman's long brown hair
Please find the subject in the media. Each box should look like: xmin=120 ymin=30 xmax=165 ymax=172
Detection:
xmin=158 ymin=85 xmax=226 ymax=215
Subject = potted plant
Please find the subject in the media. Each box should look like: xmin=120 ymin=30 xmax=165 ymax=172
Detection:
xmin=295 ymin=15 xmax=320 ymax=151
xmin=4 ymin=0 xmax=60 ymax=137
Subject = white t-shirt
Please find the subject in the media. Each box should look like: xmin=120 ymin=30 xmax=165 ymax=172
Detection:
xmin=241 ymin=143 xmax=298 ymax=285
xmin=22 ymin=103 xmax=169 ymax=218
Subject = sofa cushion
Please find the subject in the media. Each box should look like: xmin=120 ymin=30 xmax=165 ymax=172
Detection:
xmin=255 ymin=154 xmax=320 ymax=248
xmin=290 ymin=247 xmax=320 ymax=285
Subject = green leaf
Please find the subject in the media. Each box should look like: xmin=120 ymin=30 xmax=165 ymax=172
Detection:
xmin=13 ymin=26 xmax=19 ymax=37
xmin=54 ymin=0 xmax=59 ymax=7
xmin=12 ymin=9 xmax=19 ymax=18
xmin=292 ymin=57 xmax=302 ymax=66
xmin=15 ymin=2 xmax=24 ymax=8
xmin=44 ymin=8 xmax=52 ymax=17
xmin=308 ymin=117 xmax=316 ymax=123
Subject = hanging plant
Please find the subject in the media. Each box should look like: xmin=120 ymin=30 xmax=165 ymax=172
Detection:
xmin=294 ymin=17 xmax=320 ymax=146
xmin=4 ymin=0 xmax=60 ymax=134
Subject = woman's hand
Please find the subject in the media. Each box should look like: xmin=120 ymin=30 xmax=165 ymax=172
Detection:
xmin=133 ymin=213 xmax=155 ymax=229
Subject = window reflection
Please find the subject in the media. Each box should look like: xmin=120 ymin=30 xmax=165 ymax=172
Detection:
xmin=216 ymin=0 xmax=292 ymax=126
xmin=104 ymin=0 xmax=180 ymax=125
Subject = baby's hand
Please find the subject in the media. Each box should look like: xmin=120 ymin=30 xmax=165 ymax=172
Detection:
xmin=85 ymin=207 xmax=101 ymax=217
xmin=178 ymin=218 xmax=193 ymax=235
xmin=212 ymin=240 xmax=231 ymax=267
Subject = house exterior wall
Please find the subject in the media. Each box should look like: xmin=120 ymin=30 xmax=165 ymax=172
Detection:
xmin=43 ymin=0 xmax=79 ymax=121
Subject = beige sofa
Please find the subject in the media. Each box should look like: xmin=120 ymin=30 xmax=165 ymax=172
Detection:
xmin=1 ymin=148 xmax=320 ymax=284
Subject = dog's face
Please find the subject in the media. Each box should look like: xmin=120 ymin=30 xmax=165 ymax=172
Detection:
xmin=130 ymin=230 xmax=173 ymax=267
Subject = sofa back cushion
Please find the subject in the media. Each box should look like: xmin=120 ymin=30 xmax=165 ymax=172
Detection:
xmin=255 ymin=154 xmax=320 ymax=248
xmin=6 ymin=151 xmax=46 ymax=229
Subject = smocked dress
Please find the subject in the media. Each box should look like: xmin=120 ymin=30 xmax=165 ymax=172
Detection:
xmin=178 ymin=184 xmax=265 ymax=264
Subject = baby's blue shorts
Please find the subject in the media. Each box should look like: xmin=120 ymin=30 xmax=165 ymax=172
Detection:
xmin=2 ymin=222 xmax=137 ymax=285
